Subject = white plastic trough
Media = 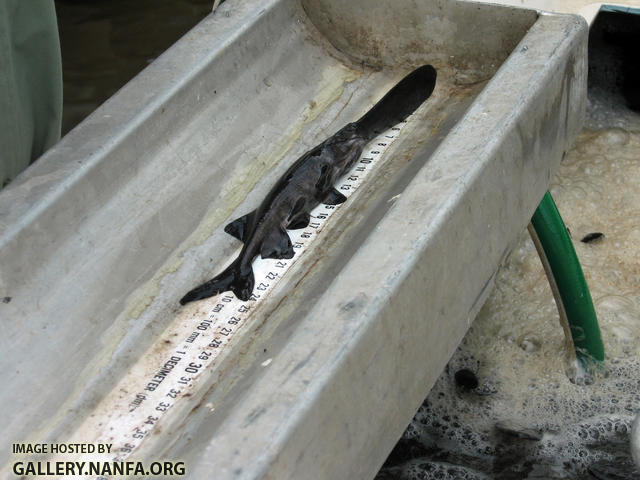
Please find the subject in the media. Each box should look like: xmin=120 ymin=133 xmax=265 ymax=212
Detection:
xmin=0 ymin=0 xmax=587 ymax=478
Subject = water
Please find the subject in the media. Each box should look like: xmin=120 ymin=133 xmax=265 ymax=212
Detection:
xmin=376 ymin=124 xmax=640 ymax=479
xmin=55 ymin=0 xmax=213 ymax=135
xmin=376 ymin=10 xmax=640 ymax=478
xmin=376 ymin=73 xmax=640 ymax=480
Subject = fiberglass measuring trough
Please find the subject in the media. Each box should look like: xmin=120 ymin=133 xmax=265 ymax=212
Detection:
xmin=0 ymin=0 xmax=586 ymax=478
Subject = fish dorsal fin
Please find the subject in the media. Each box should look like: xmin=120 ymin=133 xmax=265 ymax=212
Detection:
xmin=260 ymin=228 xmax=295 ymax=260
xmin=322 ymin=188 xmax=347 ymax=205
xmin=224 ymin=210 xmax=256 ymax=243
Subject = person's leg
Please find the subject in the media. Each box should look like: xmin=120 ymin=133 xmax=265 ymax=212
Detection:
xmin=0 ymin=0 xmax=62 ymax=188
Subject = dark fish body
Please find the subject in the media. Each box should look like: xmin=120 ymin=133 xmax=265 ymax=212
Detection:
xmin=180 ymin=65 xmax=437 ymax=304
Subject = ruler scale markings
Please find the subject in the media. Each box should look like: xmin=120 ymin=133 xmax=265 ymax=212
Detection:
xmin=52 ymin=119 xmax=410 ymax=477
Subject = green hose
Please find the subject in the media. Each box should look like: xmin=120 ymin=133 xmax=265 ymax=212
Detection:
xmin=528 ymin=191 xmax=605 ymax=373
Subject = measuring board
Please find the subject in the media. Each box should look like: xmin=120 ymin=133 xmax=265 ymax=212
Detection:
xmin=45 ymin=117 xmax=412 ymax=478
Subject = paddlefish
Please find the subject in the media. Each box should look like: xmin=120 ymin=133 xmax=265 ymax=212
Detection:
xmin=180 ymin=64 xmax=437 ymax=304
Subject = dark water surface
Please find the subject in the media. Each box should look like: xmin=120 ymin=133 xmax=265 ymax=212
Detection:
xmin=55 ymin=0 xmax=213 ymax=135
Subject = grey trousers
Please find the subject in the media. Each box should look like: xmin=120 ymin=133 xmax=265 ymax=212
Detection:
xmin=0 ymin=0 xmax=62 ymax=188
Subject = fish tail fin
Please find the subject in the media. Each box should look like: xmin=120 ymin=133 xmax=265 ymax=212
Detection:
xmin=180 ymin=260 xmax=255 ymax=304
xmin=355 ymin=64 xmax=437 ymax=140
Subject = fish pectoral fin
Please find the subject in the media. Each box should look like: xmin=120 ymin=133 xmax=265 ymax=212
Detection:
xmin=224 ymin=210 xmax=257 ymax=243
xmin=260 ymin=228 xmax=295 ymax=260
xmin=321 ymin=188 xmax=347 ymax=205
xmin=287 ymin=211 xmax=310 ymax=230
